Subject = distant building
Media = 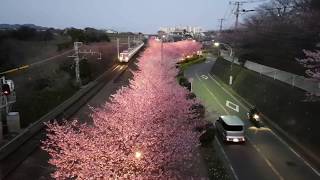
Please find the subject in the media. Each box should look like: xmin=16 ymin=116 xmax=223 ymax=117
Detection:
xmin=159 ymin=26 xmax=203 ymax=34
xmin=105 ymin=29 xmax=118 ymax=34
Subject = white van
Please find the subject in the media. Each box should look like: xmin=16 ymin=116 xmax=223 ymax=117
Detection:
xmin=215 ymin=115 xmax=245 ymax=143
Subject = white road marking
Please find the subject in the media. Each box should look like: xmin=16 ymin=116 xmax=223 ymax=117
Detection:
xmin=215 ymin=137 xmax=240 ymax=180
xmin=251 ymin=143 xmax=284 ymax=180
xmin=269 ymin=130 xmax=320 ymax=177
xmin=226 ymin=100 xmax=239 ymax=112
xmin=197 ymin=73 xmax=284 ymax=180
xmin=208 ymin=74 xmax=249 ymax=111
xmin=196 ymin=74 xmax=228 ymax=114
xmin=208 ymin=73 xmax=320 ymax=177
xmin=200 ymin=75 xmax=208 ymax=79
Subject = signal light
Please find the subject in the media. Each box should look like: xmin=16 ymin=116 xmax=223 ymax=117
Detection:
xmin=2 ymin=84 xmax=10 ymax=96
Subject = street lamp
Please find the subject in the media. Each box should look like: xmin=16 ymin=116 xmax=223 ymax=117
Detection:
xmin=135 ymin=151 xmax=142 ymax=159
xmin=161 ymin=35 xmax=165 ymax=62
xmin=214 ymin=42 xmax=234 ymax=85
xmin=214 ymin=42 xmax=233 ymax=57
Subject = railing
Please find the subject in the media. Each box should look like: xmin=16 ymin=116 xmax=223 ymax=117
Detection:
xmin=0 ymin=64 xmax=124 ymax=161
xmin=220 ymin=51 xmax=320 ymax=95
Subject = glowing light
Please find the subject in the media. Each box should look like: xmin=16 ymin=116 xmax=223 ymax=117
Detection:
xmin=253 ymin=114 xmax=259 ymax=119
xmin=233 ymin=138 xmax=239 ymax=142
xmin=214 ymin=42 xmax=220 ymax=47
xmin=135 ymin=151 xmax=142 ymax=159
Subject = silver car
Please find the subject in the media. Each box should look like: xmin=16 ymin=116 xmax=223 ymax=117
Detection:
xmin=215 ymin=115 xmax=245 ymax=143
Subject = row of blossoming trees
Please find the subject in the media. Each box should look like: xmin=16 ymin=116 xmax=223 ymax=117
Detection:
xmin=298 ymin=50 xmax=320 ymax=81
xmin=42 ymin=39 xmax=205 ymax=179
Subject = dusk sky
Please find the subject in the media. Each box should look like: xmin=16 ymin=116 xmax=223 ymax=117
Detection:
xmin=0 ymin=0 xmax=266 ymax=33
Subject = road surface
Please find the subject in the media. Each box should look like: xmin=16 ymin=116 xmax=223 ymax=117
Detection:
xmin=184 ymin=54 xmax=320 ymax=180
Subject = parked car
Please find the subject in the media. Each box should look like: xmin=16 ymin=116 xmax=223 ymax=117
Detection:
xmin=215 ymin=115 xmax=245 ymax=143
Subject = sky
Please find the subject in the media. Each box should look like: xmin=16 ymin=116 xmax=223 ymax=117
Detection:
xmin=0 ymin=0 xmax=267 ymax=33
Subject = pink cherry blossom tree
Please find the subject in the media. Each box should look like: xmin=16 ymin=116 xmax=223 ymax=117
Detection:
xmin=297 ymin=49 xmax=320 ymax=81
xmin=42 ymin=40 xmax=205 ymax=179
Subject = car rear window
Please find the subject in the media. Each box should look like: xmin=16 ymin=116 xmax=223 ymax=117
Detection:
xmin=222 ymin=121 xmax=243 ymax=131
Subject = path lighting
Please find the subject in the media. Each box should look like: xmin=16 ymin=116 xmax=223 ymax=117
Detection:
xmin=214 ymin=42 xmax=234 ymax=86
xmin=135 ymin=151 xmax=142 ymax=159
xmin=161 ymin=35 xmax=166 ymax=62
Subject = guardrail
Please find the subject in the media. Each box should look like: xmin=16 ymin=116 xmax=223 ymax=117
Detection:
xmin=220 ymin=50 xmax=320 ymax=95
xmin=0 ymin=64 xmax=120 ymax=161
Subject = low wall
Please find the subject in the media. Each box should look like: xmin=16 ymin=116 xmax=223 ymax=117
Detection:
xmin=211 ymin=58 xmax=320 ymax=166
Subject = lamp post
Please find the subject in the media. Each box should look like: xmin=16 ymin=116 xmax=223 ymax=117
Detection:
xmin=214 ymin=42 xmax=234 ymax=85
xmin=161 ymin=35 xmax=165 ymax=62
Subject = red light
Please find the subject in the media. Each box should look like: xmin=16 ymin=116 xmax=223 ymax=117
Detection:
xmin=2 ymin=84 xmax=10 ymax=96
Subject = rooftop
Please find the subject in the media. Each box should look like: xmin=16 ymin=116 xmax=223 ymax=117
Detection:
xmin=220 ymin=115 xmax=244 ymax=126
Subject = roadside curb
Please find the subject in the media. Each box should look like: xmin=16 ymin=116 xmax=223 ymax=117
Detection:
xmin=210 ymin=73 xmax=320 ymax=175
xmin=203 ymin=111 xmax=238 ymax=180
xmin=213 ymin=137 xmax=239 ymax=180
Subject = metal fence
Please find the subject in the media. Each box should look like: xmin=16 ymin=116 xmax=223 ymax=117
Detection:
xmin=220 ymin=52 xmax=320 ymax=95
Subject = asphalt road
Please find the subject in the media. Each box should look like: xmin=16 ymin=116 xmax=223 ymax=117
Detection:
xmin=184 ymin=55 xmax=320 ymax=180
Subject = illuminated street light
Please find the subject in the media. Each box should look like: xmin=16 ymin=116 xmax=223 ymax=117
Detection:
xmin=214 ymin=42 xmax=234 ymax=85
xmin=135 ymin=151 xmax=142 ymax=159
xmin=161 ymin=35 xmax=165 ymax=62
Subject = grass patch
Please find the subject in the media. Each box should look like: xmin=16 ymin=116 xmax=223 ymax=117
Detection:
xmin=16 ymin=84 xmax=77 ymax=127
xmin=211 ymin=58 xmax=320 ymax=157
xmin=177 ymin=55 xmax=206 ymax=71
xmin=176 ymin=57 xmax=231 ymax=179
xmin=200 ymin=142 xmax=231 ymax=180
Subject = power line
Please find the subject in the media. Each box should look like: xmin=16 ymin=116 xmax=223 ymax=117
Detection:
xmin=242 ymin=5 xmax=296 ymax=16
xmin=218 ymin=18 xmax=225 ymax=32
xmin=229 ymin=0 xmax=270 ymax=29
xmin=225 ymin=5 xmax=237 ymax=29
xmin=230 ymin=1 xmax=251 ymax=29
xmin=0 ymin=49 xmax=74 ymax=75
xmin=231 ymin=1 xmax=242 ymax=30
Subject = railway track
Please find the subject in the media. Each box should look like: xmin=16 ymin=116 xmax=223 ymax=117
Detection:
xmin=0 ymin=63 xmax=128 ymax=179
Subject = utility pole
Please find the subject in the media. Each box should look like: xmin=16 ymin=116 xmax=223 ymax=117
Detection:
xmin=161 ymin=40 xmax=163 ymax=62
xmin=69 ymin=42 xmax=102 ymax=86
xmin=231 ymin=1 xmax=268 ymax=29
xmin=128 ymin=36 xmax=130 ymax=49
xmin=117 ymin=38 xmax=120 ymax=60
xmin=218 ymin=18 xmax=225 ymax=32
xmin=0 ymin=76 xmax=17 ymax=137
xmin=234 ymin=1 xmax=241 ymax=30
xmin=74 ymin=42 xmax=82 ymax=86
